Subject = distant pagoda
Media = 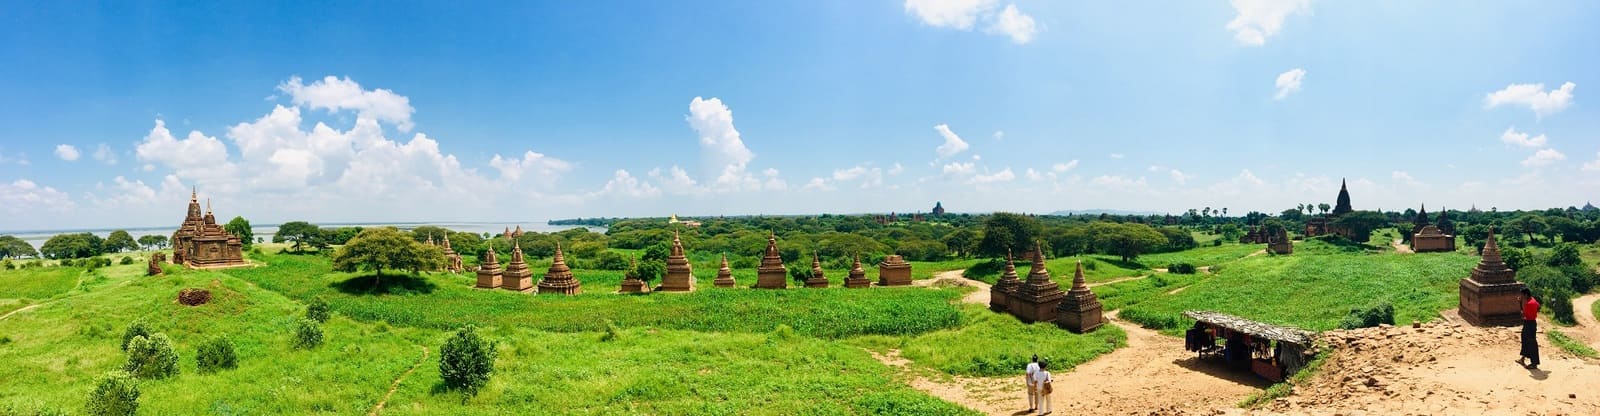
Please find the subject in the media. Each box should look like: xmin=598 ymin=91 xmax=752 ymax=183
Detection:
xmin=754 ymin=233 xmax=788 ymax=289
xmin=843 ymin=254 xmax=871 ymax=288
xmin=441 ymin=236 xmax=463 ymax=273
xmin=1332 ymin=179 xmax=1353 ymax=216
xmin=990 ymin=251 xmax=1021 ymax=312
xmin=1055 ymin=260 xmax=1104 ymax=333
xmin=877 ymin=254 xmax=912 ymax=286
xmin=500 ymin=241 xmax=534 ymax=292
xmin=1010 ymin=241 xmax=1065 ymax=323
xmin=537 ymin=243 xmax=582 ymax=295
xmin=713 ymin=253 xmax=736 ymax=288
xmin=1458 ymin=228 xmax=1525 ymax=326
xmin=475 ymin=245 xmax=503 ymax=289
xmin=657 ymin=230 xmax=695 ymax=292
xmin=804 ymin=252 xmax=829 ymax=288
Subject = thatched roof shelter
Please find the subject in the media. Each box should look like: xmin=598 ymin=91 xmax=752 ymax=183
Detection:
xmin=1183 ymin=310 xmax=1315 ymax=347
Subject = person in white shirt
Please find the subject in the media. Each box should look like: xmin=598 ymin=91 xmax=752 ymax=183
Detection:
xmin=1025 ymin=354 xmax=1040 ymax=411
xmin=1032 ymin=360 xmax=1053 ymax=415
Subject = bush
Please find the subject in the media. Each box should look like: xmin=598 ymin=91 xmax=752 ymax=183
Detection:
xmin=305 ymin=297 xmax=331 ymax=323
xmin=1544 ymin=289 xmax=1576 ymax=325
xmin=84 ymin=370 xmax=139 ymax=416
xmin=593 ymin=250 xmax=630 ymax=271
xmin=195 ymin=337 xmax=237 ymax=373
xmin=2 ymin=259 xmax=13 ymax=270
xmin=118 ymin=256 xmax=134 ymax=265
xmin=1337 ymin=301 xmax=1395 ymax=330
xmin=439 ymin=325 xmax=497 ymax=395
xmin=123 ymin=333 xmax=180 ymax=379
xmin=293 ymin=319 xmax=324 ymax=349
xmin=1167 ymin=263 xmax=1197 ymax=274
xmin=120 ymin=321 xmax=151 ymax=352
xmin=86 ymin=257 xmax=112 ymax=269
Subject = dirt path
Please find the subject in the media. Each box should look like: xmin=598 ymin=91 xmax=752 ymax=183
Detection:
xmin=1564 ymin=293 xmax=1600 ymax=347
xmin=1391 ymin=239 xmax=1414 ymax=254
xmin=916 ymin=270 xmax=991 ymax=305
xmin=0 ymin=304 xmax=41 ymax=321
xmin=369 ymin=345 xmax=429 ymax=416
xmin=868 ymin=349 xmax=1024 ymax=416
xmin=1088 ymin=275 xmax=1147 ymax=287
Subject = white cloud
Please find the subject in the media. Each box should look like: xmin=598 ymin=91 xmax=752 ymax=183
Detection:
xmin=1025 ymin=168 xmax=1044 ymax=181
xmin=0 ymin=179 xmax=73 ymax=213
xmin=1521 ymin=148 xmax=1565 ymax=167
xmin=761 ymin=168 xmax=788 ymax=191
xmin=904 ymin=0 xmax=994 ymax=30
xmin=888 ymin=163 xmax=905 ymax=175
xmin=987 ymin=4 xmax=1038 ymax=44
xmin=597 ymin=169 xmax=660 ymax=198
xmin=92 ymin=143 xmax=117 ymax=165
xmin=801 ymin=177 xmax=835 ymax=191
xmin=1090 ymin=175 xmax=1147 ymax=188
xmin=992 ymin=131 xmax=1004 ymax=141
xmin=942 ymin=161 xmax=976 ymax=175
xmin=933 ymin=124 xmax=970 ymax=159
xmin=687 ymin=97 xmax=755 ymax=171
xmin=89 ymin=176 xmax=159 ymax=207
xmin=1484 ymin=82 xmax=1576 ymax=118
xmin=968 ymin=167 xmax=1015 ymax=184
xmin=489 ymin=150 xmax=572 ymax=185
xmin=1274 ymin=68 xmax=1306 ymax=100
xmin=1582 ymin=149 xmax=1600 ymax=171
xmin=1226 ymin=0 xmax=1311 ymax=46
xmin=54 ymin=144 xmax=80 ymax=161
xmin=278 ymin=76 xmax=416 ymax=131
xmin=1391 ymin=170 xmax=1423 ymax=187
xmin=135 ymin=120 xmax=238 ymax=185
xmin=1052 ymin=160 xmax=1078 ymax=172
xmin=832 ymin=165 xmax=885 ymax=189
xmin=1109 ymin=153 xmax=1124 ymax=159
xmin=1498 ymin=127 xmax=1548 ymax=148
xmin=0 ymin=149 xmax=27 ymax=166
xmin=1168 ymin=169 xmax=1194 ymax=185
xmin=649 ymin=166 xmax=702 ymax=195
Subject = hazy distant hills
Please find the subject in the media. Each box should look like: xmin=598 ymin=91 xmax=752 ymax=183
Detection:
xmin=1049 ymin=209 xmax=1164 ymax=216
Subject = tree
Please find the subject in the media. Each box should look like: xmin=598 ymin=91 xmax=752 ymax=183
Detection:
xmin=135 ymin=235 xmax=167 ymax=251
xmin=104 ymin=230 xmax=137 ymax=253
xmin=411 ymin=226 xmax=451 ymax=243
xmin=274 ymin=221 xmax=323 ymax=252
xmin=1088 ymin=222 xmax=1168 ymax=262
xmin=224 ymin=217 xmax=253 ymax=249
xmin=40 ymin=232 xmax=104 ymax=259
xmin=84 ymin=370 xmax=140 ymax=416
xmin=332 ymin=227 xmax=443 ymax=290
xmin=0 ymin=235 xmax=39 ymax=259
xmin=976 ymin=213 xmax=1044 ymax=258
xmin=1318 ymin=203 xmax=1331 ymax=215
xmin=439 ymin=325 xmax=497 ymax=396
xmin=1331 ymin=211 xmax=1387 ymax=243
xmin=942 ymin=228 xmax=979 ymax=257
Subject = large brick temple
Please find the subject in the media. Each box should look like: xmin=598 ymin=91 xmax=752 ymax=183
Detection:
xmin=170 ymin=188 xmax=248 ymax=269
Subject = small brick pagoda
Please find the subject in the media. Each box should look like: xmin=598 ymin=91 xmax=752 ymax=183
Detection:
xmin=619 ymin=257 xmax=648 ymax=294
xmin=657 ymin=230 xmax=695 ymax=292
xmin=805 ymin=252 xmax=829 ymax=288
xmin=500 ymin=241 xmax=534 ymax=292
xmin=713 ymin=253 xmax=736 ymax=288
xmin=170 ymin=189 xmax=248 ymax=269
xmin=441 ymin=236 xmax=463 ymax=273
xmin=475 ymin=245 xmax=503 ymax=289
xmin=1267 ymin=226 xmax=1293 ymax=255
xmin=844 ymin=254 xmax=871 ymax=288
xmin=1010 ymin=242 xmax=1065 ymax=323
xmin=1458 ymin=228 xmax=1526 ymax=326
xmin=1055 ymin=260 xmax=1104 ymax=333
xmin=990 ymin=251 xmax=1021 ymax=313
xmin=1412 ymin=225 xmax=1455 ymax=253
xmin=537 ymin=243 xmax=582 ymax=295
xmin=877 ymin=254 xmax=912 ymax=286
xmin=755 ymin=233 xmax=788 ymax=289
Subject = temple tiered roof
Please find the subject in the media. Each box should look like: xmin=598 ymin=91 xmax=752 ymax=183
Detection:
xmin=537 ymin=243 xmax=582 ymax=295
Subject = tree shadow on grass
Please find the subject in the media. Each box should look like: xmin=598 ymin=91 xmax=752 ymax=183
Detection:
xmin=332 ymin=273 xmax=437 ymax=296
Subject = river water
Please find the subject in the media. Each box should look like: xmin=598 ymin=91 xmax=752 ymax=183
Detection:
xmin=2 ymin=221 xmax=602 ymax=251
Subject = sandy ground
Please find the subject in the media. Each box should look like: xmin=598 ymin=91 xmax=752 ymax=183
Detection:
xmin=1391 ymin=239 xmax=1414 ymax=254
xmin=1565 ymin=293 xmax=1600 ymax=347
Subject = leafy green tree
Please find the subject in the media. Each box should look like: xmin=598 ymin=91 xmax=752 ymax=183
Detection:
xmin=1088 ymin=222 xmax=1168 ymax=262
xmin=439 ymin=325 xmax=497 ymax=396
xmin=135 ymin=235 xmax=168 ymax=251
xmin=274 ymin=221 xmax=323 ymax=252
xmin=121 ymin=320 xmax=151 ymax=352
xmin=224 ymin=217 xmax=253 ymax=249
xmin=1548 ymin=243 xmax=1582 ymax=268
xmin=332 ymin=227 xmax=444 ymax=289
xmin=195 ymin=337 xmax=237 ymax=373
xmin=1331 ymin=211 xmax=1388 ymax=243
xmin=40 ymin=232 xmax=103 ymax=259
xmin=411 ymin=226 xmax=451 ymax=243
xmin=104 ymin=230 xmax=137 ymax=253
xmin=976 ymin=213 xmax=1043 ymax=258
xmin=942 ymin=228 xmax=979 ymax=257
xmin=84 ymin=370 xmax=140 ymax=416
xmin=0 ymin=235 xmax=39 ymax=259
xmin=123 ymin=333 xmax=180 ymax=379
xmin=293 ymin=318 xmax=324 ymax=349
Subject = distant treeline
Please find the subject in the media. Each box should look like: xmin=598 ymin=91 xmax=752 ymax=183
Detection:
xmin=547 ymin=218 xmax=619 ymax=227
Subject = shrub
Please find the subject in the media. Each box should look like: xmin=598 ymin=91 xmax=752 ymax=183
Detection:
xmin=120 ymin=321 xmax=151 ymax=352
xmin=84 ymin=370 xmax=139 ymax=416
xmin=305 ymin=297 xmax=331 ymax=323
xmin=1167 ymin=263 xmax=1197 ymax=274
xmin=195 ymin=337 xmax=238 ymax=373
xmin=118 ymin=256 xmax=134 ymax=265
xmin=1544 ymin=289 xmax=1576 ymax=325
xmin=123 ymin=333 xmax=180 ymax=379
xmin=439 ymin=325 xmax=497 ymax=395
xmin=2 ymin=259 xmax=13 ymax=270
xmin=293 ymin=319 xmax=324 ymax=349
xmin=1337 ymin=301 xmax=1395 ymax=330
xmin=789 ymin=264 xmax=812 ymax=283
xmin=593 ymin=250 xmax=630 ymax=271
xmin=86 ymin=257 xmax=112 ymax=269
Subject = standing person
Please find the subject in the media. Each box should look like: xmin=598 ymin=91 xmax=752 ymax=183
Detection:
xmin=1024 ymin=354 xmax=1040 ymax=412
xmin=1518 ymin=288 xmax=1541 ymax=369
xmin=1032 ymin=360 xmax=1053 ymax=415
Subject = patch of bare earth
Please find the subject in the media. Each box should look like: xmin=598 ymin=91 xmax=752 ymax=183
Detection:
xmin=1566 ymin=293 xmax=1600 ymax=348
xmin=1391 ymin=239 xmax=1414 ymax=254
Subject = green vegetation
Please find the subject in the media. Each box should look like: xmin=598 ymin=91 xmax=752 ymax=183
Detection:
xmin=84 ymin=370 xmax=140 ymax=416
xmin=225 ymin=217 xmax=254 ymax=248
xmin=195 ymin=336 xmax=238 ymax=373
xmin=438 ymin=325 xmax=496 ymax=396
xmin=0 ymin=235 xmax=40 ymax=259
xmin=1337 ymin=301 xmax=1396 ymax=329
xmin=123 ymin=333 xmax=181 ymax=379
xmin=897 ymin=305 xmax=1126 ymax=377
xmin=0 ymin=266 xmax=79 ymax=301
xmin=1547 ymin=331 xmax=1598 ymax=359
xmin=293 ymin=319 xmax=324 ymax=349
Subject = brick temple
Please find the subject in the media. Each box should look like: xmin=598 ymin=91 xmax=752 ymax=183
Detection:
xmin=1055 ymin=260 xmax=1104 ymax=333
xmin=657 ymin=230 xmax=695 ymax=292
xmin=804 ymin=252 xmax=829 ymax=288
xmin=1458 ymin=228 xmax=1525 ymax=326
xmin=713 ymin=253 xmax=736 ymax=288
xmin=619 ymin=257 xmax=648 ymax=294
xmin=170 ymin=188 xmax=248 ymax=269
xmin=500 ymin=241 xmax=534 ymax=292
xmin=475 ymin=244 xmax=503 ymax=289
xmin=1010 ymin=242 xmax=1065 ymax=323
xmin=877 ymin=254 xmax=912 ymax=286
xmin=1304 ymin=179 xmax=1363 ymax=241
xmin=844 ymin=254 xmax=871 ymax=288
xmin=441 ymin=236 xmax=463 ymax=273
xmin=754 ymin=233 xmax=788 ymax=289
xmin=990 ymin=252 xmax=1021 ymax=312
xmin=537 ymin=243 xmax=582 ymax=295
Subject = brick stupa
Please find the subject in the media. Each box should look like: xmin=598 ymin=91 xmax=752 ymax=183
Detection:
xmin=441 ymin=236 xmax=463 ymax=273
xmin=170 ymin=190 xmax=248 ymax=269
xmin=1458 ymin=228 xmax=1525 ymax=326
xmin=1055 ymin=260 xmax=1104 ymax=333
xmin=537 ymin=243 xmax=582 ymax=295
xmin=1011 ymin=242 xmax=1065 ymax=323
xmin=877 ymin=254 xmax=912 ymax=286
xmin=657 ymin=230 xmax=695 ymax=292
xmin=844 ymin=254 xmax=871 ymax=288
xmin=1412 ymin=225 xmax=1454 ymax=253
xmin=754 ymin=233 xmax=788 ymax=289
xmin=805 ymin=252 xmax=829 ymax=288
xmin=500 ymin=241 xmax=534 ymax=292
xmin=713 ymin=253 xmax=736 ymax=288
xmin=475 ymin=245 xmax=503 ymax=289
xmin=619 ymin=257 xmax=648 ymax=294
xmin=990 ymin=252 xmax=1021 ymax=312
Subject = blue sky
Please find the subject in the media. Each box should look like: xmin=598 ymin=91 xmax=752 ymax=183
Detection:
xmin=1 ymin=0 xmax=1597 ymax=231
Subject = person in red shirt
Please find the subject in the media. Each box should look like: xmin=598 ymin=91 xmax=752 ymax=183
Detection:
xmin=1517 ymin=288 xmax=1540 ymax=369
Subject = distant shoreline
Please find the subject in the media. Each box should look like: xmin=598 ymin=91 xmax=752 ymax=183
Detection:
xmin=2 ymin=221 xmax=601 ymax=250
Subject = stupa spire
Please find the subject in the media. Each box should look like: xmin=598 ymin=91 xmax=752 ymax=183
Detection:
xmin=1071 ymin=260 xmax=1089 ymax=291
